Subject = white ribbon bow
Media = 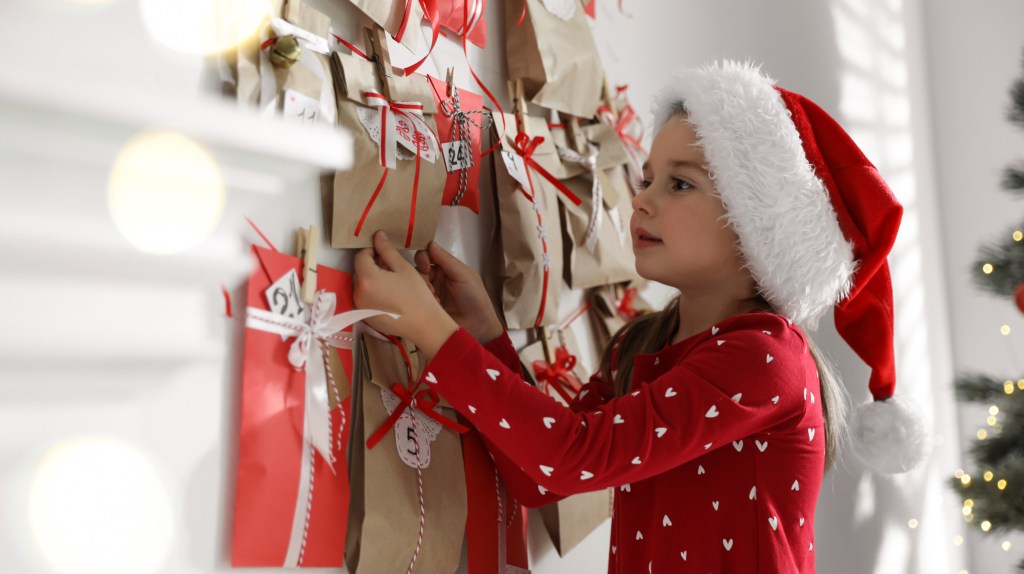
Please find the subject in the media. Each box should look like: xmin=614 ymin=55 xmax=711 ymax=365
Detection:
xmin=246 ymin=291 xmax=397 ymax=469
xmin=557 ymin=143 xmax=603 ymax=254
xmin=363 ymin=90 xmax=439 ymax=169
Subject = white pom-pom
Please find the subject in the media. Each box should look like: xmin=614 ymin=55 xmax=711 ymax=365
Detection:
xmin=850 ymin=395 xmax=931 ymax=474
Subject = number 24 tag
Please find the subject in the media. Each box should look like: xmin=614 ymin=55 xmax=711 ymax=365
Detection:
xmin=442 ymin=140 xmax=473 ymax=173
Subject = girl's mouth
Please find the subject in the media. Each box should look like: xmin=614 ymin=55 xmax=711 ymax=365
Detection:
xmin=632 ymin=227 xmax=663 ymax=250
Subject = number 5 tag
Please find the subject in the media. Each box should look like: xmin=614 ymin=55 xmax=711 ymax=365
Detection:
xmin=442 ymin=140 xmax=473 ymax=173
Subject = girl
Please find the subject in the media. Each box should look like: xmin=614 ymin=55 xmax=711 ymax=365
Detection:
xmin=353 ymin=61 xmax=927 ymax=573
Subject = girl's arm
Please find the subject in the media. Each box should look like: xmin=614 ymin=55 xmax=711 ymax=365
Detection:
xmin=479 ymin=330 xmax=616 ymax=507
xmin=424 ymin=313 xmax=811 ymax=496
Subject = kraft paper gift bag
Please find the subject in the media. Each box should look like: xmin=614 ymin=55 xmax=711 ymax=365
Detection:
xmin=587 ymin=282 xmax=654 ymax=349
xmin=518 ymin=328 xmax=612 ymax=557
xmin=427 ymin=74 xmax=491 ymax=214
xmin=251 ymin=0 xmax=337 ymax=126
xmin=232 ymin=244 xmax=370 ymax=567
xmin=504 ymin=0 xmax=603 ymax=117
xmin=553 ymin=123 xmax=637 ymax=289
xmin=346 ymin=334 xmax=469 ymax=574
xmin=493 ymin=113 xmax=584 ymax=329
xmin=328 ymin=52 xmax=446 ymax=249
xmin=342 ymin=0 xmax=424 ymax=52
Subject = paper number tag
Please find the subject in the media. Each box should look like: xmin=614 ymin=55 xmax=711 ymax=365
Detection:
xmin=395 ymin=414 xmax=432 ymax=469
xmin=501 ymin=149 xmax=530 ymax=189
xmin=265 ymin=269 xmax=307 ymax=340
xmin=442 ymin=140 xmax=473 ymax=173
xmin=283 ymin=90 xmax=321 ymax=125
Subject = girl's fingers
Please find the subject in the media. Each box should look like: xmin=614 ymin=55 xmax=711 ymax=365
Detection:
xmin=427 ymin=241 xmax=470 ymax=279
xmin=353 ymin=246 xmax=381 ymax=277
xmin=372 ymin=231 xmax=409 ymax=272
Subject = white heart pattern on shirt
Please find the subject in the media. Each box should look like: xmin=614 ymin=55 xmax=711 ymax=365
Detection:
xmin=681 ymin=551 xmax=687 ymax=561
xmin=803 ymin=388 xmax=808 ymax=400
xmin=732 ymin=440 xmax=743 ymax=452
xmin=799 ymin=517 xmax=805 ymax=527
xmin=808 ymin=428 xmax=816 ymax=441
xmin=665 ymin=387 xmax=677 ymax=398
xmin=711 ymin=326 xmax=719 ymax=335
xmin=810 ymin=391 xmax=816 ymax=405
xmin=731 ymin=393 xmax=743 ymax=403
xmin=579 ymin=389 xmax=589 ymax=399
xmin=486 ymin=368 xmax=500 ymax=381
xmin=717 ymin=340 xmax=726 ymax=346
xmin=723 ymin=539 xmax=733 ymax=551
xmin=631 ymin=390 xmax=641 ymax=396
xmin=612 ymin=545 xmax=617 ymax=554
xmin=771 ymin=395 xmax=780 ymax=404
xmin=762 ymin=330 xmax=772 ymax=335
xmin=655 ymin=427 xmax=667 ymax=438
xmin=543 ymin=416 xmax=555 ymax=429
xmin=632 ymin=456 xmax=642 ymax=465
xmin=425 ymin=372 xmax=437 ymax=384
xmin=636 ymin=530 xmax=643 ymax=541
xmin=766 ymin=353 xmax=774 ymax=363
xmin=499 ymin=418 xmax=510 ymax=429
xmin=654 ymin=357 xmax=660 ymax=365
xmin=769 ymin=516 xmax=778 ymax=531
xmin=538 ymin=485 xmax=547 ymax=495
xmin=792 ymin=479 xmax=800 ymax=491
xmin=756 ymin=440 xmax=768 ymax=452
xmin=705 ymin=405 xmax=719 ymax=418
xmin=697 ymin=465 xmax=706 ymax=475
xmin=540 ymin=465 xmax=554 ymax=476
xmin=662 ymin=514 xmax=672 ymax=527
xmin=580 ymin=470 xmax=594 ymax=480
xmin=712 ymin=500 xmax=720 ymax=510
xmin=621 ymin=484 xmax=631 ymax=492
xmin=614 ymin=414 xmax=625 ymax=424
xmin=749 ymin=486 xmax=757 ymax=500
xmin=704 ymin=442 xmax=713 ymax=450
xmin=468 ymin=405 xmax=477 ymax=414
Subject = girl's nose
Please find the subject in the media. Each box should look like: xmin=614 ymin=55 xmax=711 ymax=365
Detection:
xmin=631 ymin=186 xmax=653 ymax=216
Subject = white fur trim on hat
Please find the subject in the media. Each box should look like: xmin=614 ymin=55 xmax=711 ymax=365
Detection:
xmin=652 ymin=61 xmax=857 ymax=329
xmin=850 ymin=395 xmax=931 ymax=474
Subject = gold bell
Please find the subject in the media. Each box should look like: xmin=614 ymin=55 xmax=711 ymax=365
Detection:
xmin=269 ymin=35 xmax=301 ymax=68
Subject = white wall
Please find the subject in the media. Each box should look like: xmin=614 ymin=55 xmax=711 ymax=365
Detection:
xmin=1 ymin=0 xmax=1018 ymax=572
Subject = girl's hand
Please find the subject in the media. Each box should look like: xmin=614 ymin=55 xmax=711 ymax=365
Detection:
xmin=413 ymin=241 xmax=505 ymax=345
xmin=353 ymin=231 xmax=458 ymax=359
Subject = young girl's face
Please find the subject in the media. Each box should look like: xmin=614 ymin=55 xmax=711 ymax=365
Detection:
xmin=630 ymin=114 xmax=749 ymax=293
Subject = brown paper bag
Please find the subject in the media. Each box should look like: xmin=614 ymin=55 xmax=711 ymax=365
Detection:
xmin=343 ymin=0 xmax=423 ymax=52
xmin=493 ymin=113 xmax=568 ymax=329
xmin=328 ymin=52 xmax=446 ymax=249
xmin=587 ymin=282 xmax=654 ymax=349
xmin=346 ymin=334 xmax=468 ymax=574
xmin=504 ymin=0 xmax=603 ymax=117
xmin=518 ymin=329 xmax=612 ymax=557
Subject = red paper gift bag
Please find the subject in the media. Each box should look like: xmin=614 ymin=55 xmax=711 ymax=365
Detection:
xmin=231 ymin=244 xmax=390 ymax=567
xmin=438 ymin=0 xmax=487 ymax=48
xmin=427 ymin=74 xmax=490 ymax=213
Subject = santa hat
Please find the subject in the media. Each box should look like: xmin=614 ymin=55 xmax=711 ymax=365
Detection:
xmin=652 ymin=61 xmax=929 ymax=474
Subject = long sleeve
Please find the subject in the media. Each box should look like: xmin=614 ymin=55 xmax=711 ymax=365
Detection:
xmin=423 ymin=313 xmax=810 ymax=497
xmin=479 ymin=330 xmax=615 ymax=506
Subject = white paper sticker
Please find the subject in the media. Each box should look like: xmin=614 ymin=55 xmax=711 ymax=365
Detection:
xmin=265 ymin=269 xmax=307 ymax=339
xmin=442 ymin=140 xmax=473 ymax=173
xmin=501 ymin=149 xmax=530 ymax=189
xmin=283 ymin=90 xmax=322 ymax=125
xmin=394 ymin=115 xmax=438 ymax=163
xmin=394 ymin=414 xmax=432 ymax=469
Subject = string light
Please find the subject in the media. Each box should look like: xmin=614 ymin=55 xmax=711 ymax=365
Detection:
xmin=987 ymin=416 xmax=998 ymax=426
xmin=964 ymin=499 xmax=975 ymax=508
xmin=1003 ymin=541 xmax=1013 ymax=551
xmin=1000 ymin=325 xmax=1011 ymax=336
xmin=977 ymin=429 xmax=988 ymax=440
xmin=998 ymin=479 xmax=1008 ymax=490
xmin=984 ymin=471 xmax=994 ymax=482
xmin=1013 ymin=230 xmax=1022 ymax=242
xmin=961 ymin=474 xmax=972 ymax=486
xmin=1004 ymin=381 xmax=1015 ymax=394
xmin=1018 ymin=379 xmax=1024 ymax=390
xmin=955 ymin=469 xmax=965 ymax=478
xmin=962 ymin=506 xmax=972 ymax=516
xmin=983 ymin=263 xmax=994 ymax=274
xmin=981 ymin=520 xmax=992 ymax=532
xmin=990 ymin=406 xmax=1000 ymax=416
xmin=953 ymin=535 xmax=964 ymax=546
xmin=908 ymin=518 xmax=919 ymax=529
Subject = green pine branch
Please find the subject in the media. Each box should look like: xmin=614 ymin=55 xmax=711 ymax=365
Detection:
xmin=971 ymin=228 xmax=1024 ymax=296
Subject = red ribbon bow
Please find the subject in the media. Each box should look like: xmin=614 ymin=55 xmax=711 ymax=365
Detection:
xmin=367 ymin=382 xmax=469 ymax=449
xmin=532 ymin=346 xmax=583 ymax=404
xmin=616 ymin=286 xmax=639 ymax=321
xmin=512 ymin=133 xmax=583 ymax=206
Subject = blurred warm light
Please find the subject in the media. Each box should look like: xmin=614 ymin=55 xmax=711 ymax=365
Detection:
xmin=108 ymin=131 xmax=225 ymax=254
xmin=998 ymin=479 xmax=1007 ymax=490
xmin=990 ymin=405 xmax=1000 ymax=416
xmin=1003 ymin=540 xmax=1012 ymax=551
xmin=29 ymin=436 xmax=173 ymax=574
xmin=907 ymin=518 xmax=918 ymax=529
xmin=984 ymin=471 xmax=994 ymax=482
xmin=987 ymin=416 xmax=997 ymax=426
xmin=982 ymin=263 xmax=994 ymax=274
xmin=953 ymin=535 xmax=964 ymax=546
xmin=964 ymin=499 xmax=974 ymax=508
xmin=1000 ymin=325 xmax=1011 ymax=336
xmin=1017 ymin=379 xmax=1024 ymax=390
xmin=140 ymin=0 xmax=271 ymax=55
xmin=980 ymin=520 xmax=992 ymax=532
xmin=961 ymin=474 xmax=972 ymax=486
xmin=1004 ymin=381 xmax=1015 ymax=394
xmin=1013 ymin=230 xmax=1022 ymax=242
xmin=954 ymin=469 xmax=964 ymax=478
xmin=977 ymin=429 xmax=988 ymax=440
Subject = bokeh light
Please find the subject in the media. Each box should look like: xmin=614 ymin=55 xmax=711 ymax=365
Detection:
xmin=28 ymin=436 xmax=173 ymax=574
xmin=140 ymin=0 xmax=271 ymax=55
xmin=108 ymin=131 xmax=225 ymax=255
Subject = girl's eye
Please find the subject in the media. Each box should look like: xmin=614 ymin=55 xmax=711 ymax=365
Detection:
xmin=631 ymin=178 xmax=652 ymax=192
xmin=672 ymin=178 xmax=693 ymax=191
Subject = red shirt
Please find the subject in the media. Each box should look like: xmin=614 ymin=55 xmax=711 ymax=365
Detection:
xmin=423 ymin=311 xmax=824 ymax=573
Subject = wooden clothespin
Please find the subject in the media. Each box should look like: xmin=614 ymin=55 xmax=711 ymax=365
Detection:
xmin=445 ymin=67 xmax=456 ymax=97
xmin=296 ymin=225 xmax=320 ymax=305
xmin=539 ymin=326 xmax=555 ymax=365
xmin=601 ymin=76 xmax=618 ymax=117
xmin=508 ymin=78 xmax=528 ymax=136
xmin=363 ymin=24 xmax=397 ymax=100
xmin=560 ymin=113 xmax=588 ymax=155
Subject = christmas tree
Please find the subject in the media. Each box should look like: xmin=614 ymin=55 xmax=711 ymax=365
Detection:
xmin=950 ymin=50 xmax=1024 ymax=571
